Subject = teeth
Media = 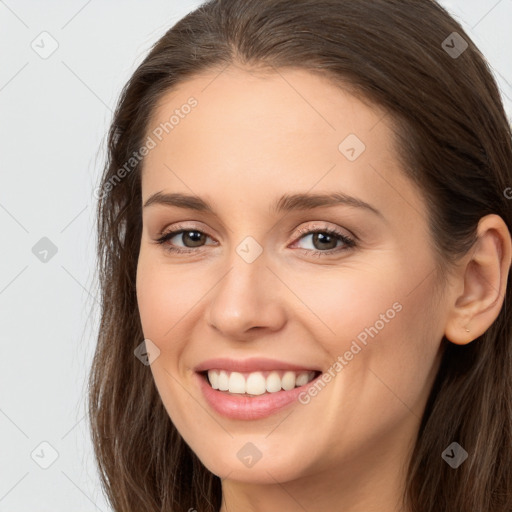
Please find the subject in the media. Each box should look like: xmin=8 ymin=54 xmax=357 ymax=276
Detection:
xmin=281 ymin=371 xmax=296 ymax=390
xmin=295 ymin=372 xmax=310 ymax=387
xmin=228 ymin=372 xmax=246 ymax=394
xmin=209 ymin=370 xmax=219 ymax=390
xmin=206 ymin=369 xmax=317 ymax=395
xmin=246 ymin=372 xmax=267 ymax=395
xmin=217 ymin=370 xmax=229 ymax=391
xmin=266 ymin=371 xmax=282 ymax=393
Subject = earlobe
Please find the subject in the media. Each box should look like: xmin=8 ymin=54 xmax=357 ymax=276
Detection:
xmin=444 ymin=214 xmax=512 ymax=346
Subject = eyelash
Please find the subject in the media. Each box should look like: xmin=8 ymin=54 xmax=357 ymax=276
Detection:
xmin=154 ymin=223 xmax=356 ymax=257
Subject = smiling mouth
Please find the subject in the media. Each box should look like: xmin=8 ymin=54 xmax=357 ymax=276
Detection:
xmin=199 ymin=369 xmax=322 ymax=396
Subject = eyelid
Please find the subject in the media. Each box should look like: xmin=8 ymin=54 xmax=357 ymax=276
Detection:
xmin=156 ymin=221 xmax=214 ymax=239
xmin=292 ymin=222 xmax=356 ymax=241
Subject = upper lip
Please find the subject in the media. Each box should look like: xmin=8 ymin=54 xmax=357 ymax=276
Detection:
xmin=194 ymin=357 xmax=321 ymax=373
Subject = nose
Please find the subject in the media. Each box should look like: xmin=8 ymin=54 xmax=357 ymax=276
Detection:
xmin=205 ymin=253 xmax=287 ymax=339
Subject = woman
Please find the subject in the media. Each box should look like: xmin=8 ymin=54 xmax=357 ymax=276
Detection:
xmin=88 ymin=1 xmax=512 ymax=511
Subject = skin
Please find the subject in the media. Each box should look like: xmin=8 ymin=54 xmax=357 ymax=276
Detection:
xmin=135 ymin=65 xmax=511 ymax=512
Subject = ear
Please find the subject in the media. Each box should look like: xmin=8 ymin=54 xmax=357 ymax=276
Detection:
xmin=444 ymin=214 xmax=512 ymax=345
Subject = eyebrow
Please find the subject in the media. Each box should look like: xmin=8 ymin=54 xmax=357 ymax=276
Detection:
xmin=143 ymin=191 xmax=383 ymax=218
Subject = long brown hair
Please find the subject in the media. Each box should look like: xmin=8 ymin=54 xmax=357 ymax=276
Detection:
xmin=88 ymin=1 xmax=512 ymax=510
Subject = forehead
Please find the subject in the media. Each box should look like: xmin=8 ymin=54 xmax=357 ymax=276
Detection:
xmin=146 ymin=66 xmax=386 ymax=155
xmin=141 ymin=66 xmax=425 ymax=224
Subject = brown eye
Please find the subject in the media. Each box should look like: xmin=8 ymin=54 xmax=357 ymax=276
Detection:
xmin=177 ymin=230 xmax=207 ymax=248
xmin=154 ymin=225 xmax=217 ymax=255
xmin=310 ymin=232 xmax=339 ymax=250
xmin=293 ymin=226 xmax=356 ymax=256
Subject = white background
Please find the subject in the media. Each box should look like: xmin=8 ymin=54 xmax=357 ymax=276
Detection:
xmin=1 ymin=1 xmax=511 ymax=510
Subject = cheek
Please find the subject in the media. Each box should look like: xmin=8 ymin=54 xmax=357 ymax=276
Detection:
xmin=136 ymin=255 xmax=197 ymax=426
xmin=136 ymin=253 xmax=196 ymax=342
xmin=136 ymin=266 xmax=165 ymax=340
xmin=280 ymin=263 xmax=405 ymax=345
xmin=290 ymin=263 xmax=441 ymax=410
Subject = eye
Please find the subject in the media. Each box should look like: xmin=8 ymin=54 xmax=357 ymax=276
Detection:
xmin=154 ymin=223 xmax=356 ymax=257
xmin=155 ymin=225 xmax=216 ymax=254
xmin=291 ymin=225 xmax=356 ymax=256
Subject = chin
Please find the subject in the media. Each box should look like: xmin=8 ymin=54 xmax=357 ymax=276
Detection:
xmin=197 ymin=445 xmax=311 ymax=484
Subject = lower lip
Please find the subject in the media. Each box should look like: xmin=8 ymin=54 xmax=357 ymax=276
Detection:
xmin=195 ymin=371 xmax=321 ymax=420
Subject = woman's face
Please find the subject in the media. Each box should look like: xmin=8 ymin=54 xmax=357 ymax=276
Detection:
xmin=136 ymin=66 xmax=447 ymax=486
